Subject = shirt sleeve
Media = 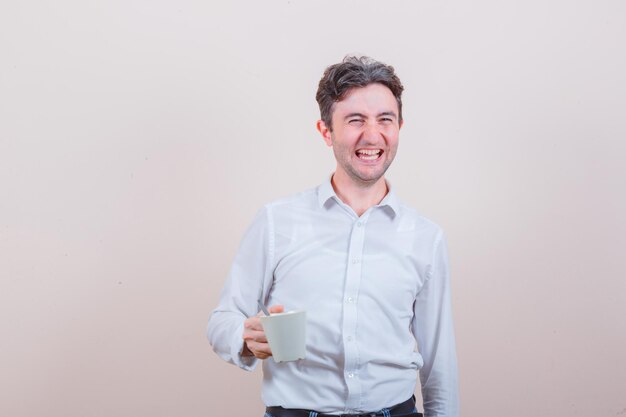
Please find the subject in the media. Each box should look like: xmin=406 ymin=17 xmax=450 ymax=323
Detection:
xmin=411 ymin=231 xmax=460 ymax=417
xmin=206 ymin=206 xmax=274 ymax=371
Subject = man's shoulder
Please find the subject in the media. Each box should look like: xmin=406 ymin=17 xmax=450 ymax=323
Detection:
xmin=262 ymin=185 xmax=319 ymax=211
xmin=395 ymin=198 xmax=445 ymax=238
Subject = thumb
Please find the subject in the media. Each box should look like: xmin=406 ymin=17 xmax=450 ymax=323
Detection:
xmin=268 ymin=305 xmax=284 ymax=314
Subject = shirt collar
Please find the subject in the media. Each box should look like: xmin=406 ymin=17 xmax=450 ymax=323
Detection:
xmin=317 ymin=176 xmax=337 ymax=208
xmin=317 ymin=175 xmax=400 ymax=217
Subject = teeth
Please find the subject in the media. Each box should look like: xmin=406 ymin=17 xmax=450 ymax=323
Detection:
xmin=356 ymin=149 xmax=381 ymax=161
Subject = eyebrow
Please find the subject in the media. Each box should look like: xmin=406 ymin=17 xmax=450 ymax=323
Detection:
xmin=343 ymin=111 xmax=398 ymax=120
xmin=378 ymin=111 xmax=398 ymax=119
xmin=344 ymin=113 xmax=366 ymax=120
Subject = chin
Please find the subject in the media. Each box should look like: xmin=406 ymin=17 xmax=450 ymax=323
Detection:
xmin=354 ymin=172 xmax=386 ymax=185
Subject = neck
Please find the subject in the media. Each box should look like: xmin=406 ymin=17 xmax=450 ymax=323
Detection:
xmin=331 ymin=171 xmax=388 ymax=217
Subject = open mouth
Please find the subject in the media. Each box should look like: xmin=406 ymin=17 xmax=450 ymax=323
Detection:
xmin=356 ymin=149 xmax=383 ymax=161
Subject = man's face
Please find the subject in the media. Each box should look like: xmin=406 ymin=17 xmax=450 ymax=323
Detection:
xmin=317 ymin=83 xmax=402 ymax=187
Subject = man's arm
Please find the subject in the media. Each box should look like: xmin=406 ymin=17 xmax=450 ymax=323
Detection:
xmin=206 ymin=207 xmax=275 ymax=370
xmin=412 ymin=231 xmax=460 ymax=417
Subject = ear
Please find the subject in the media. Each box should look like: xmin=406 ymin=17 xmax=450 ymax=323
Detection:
xmin=316 ymin=120 xmax=333 ymax=147
xmin=399 ymin=119 xmax=404 ymax=130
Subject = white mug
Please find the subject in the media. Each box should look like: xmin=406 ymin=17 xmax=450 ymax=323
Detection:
xmin=260 ymin=310 xmax=306 ymax=362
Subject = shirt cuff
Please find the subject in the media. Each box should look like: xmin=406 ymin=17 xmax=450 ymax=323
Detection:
xmin=232 ymin=321 xmax=258 ymax=371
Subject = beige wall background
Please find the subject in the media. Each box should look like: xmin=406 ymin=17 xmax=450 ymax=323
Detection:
xmin=1 ymin=1 xmax=625 ymax=416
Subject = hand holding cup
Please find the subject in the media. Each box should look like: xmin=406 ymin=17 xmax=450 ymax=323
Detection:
xmin=242 ymin=305 xmax=284 ymax=359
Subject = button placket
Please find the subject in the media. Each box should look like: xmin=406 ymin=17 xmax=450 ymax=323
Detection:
xmin=341 ymin=214 xmax=369 ymax=410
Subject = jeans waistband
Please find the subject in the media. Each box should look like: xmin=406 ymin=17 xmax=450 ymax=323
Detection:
xmin=265 ymin=396 xmax=421 ymax=417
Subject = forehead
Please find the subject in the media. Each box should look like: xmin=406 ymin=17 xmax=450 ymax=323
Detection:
xmin=332 ymin=83 xmax=398 ymax=117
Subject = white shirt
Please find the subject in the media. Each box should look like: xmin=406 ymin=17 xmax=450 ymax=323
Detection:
xmin=207 ymin=179 xmax=459 ymax=417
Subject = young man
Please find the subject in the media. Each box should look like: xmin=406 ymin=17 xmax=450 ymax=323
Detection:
xmin=207 ymin=56 xmax=459 ymax=417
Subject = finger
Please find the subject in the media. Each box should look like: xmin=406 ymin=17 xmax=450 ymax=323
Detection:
xmin=249 ymin=339 xmax=272 ymax=353
xmin=244 ymin=317 xmax=263 ymax=331
xmin=247 ymin=341 xmax=273 ymax=358
xmin=268 ymin=305 xmax=284 ymax=314
xmin=255 ymin=351 xmax=270 ymax=359
xmin=249 ymin=331 xmax=268 ymax=343
xmin=243 ymin=329 xmax=268 ymax=343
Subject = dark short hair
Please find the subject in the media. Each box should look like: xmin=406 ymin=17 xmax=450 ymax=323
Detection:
xmin=316 ymin=55 xmax=404 ymax=131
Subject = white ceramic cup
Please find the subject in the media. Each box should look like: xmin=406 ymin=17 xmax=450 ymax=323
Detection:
xmin=260 ymin=310 xmax=306 ymax=362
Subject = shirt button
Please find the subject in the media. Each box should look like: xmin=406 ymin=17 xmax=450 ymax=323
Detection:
xmin=347 ymin=297 xmax=354 ymax=303
xmin=356 ymin=221 xmax=362 ymax=227
xmin=352 ymin=258 xmax=360 ymax=264
xmin=347 ymin=372 xmax=354 ymax=378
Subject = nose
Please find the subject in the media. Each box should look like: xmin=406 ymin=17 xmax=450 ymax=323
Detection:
xmin=361 ymin=121 xmax=383 ymax=143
